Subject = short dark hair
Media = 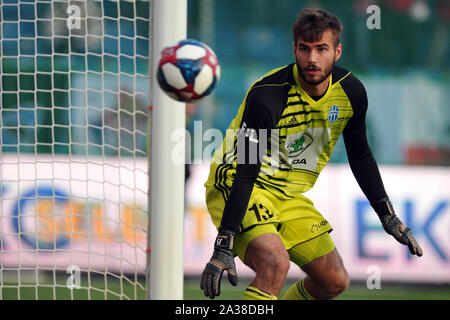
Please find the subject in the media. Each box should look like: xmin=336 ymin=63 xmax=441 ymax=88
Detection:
xmin=292 ymin=8 xmax=343 ymax=47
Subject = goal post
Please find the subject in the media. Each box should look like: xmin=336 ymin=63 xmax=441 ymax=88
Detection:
xmin=148 ymin=0 xmax=187 ymax=300
xmin=0 ymin=0 xmax=186 ymax=300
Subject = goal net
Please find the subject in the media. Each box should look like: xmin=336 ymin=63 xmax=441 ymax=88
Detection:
xmin=1 ymin=0 xmax=151 ymax=299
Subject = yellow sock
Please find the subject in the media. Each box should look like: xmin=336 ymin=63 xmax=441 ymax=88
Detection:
xmin=243 ymin=286 xmax=278 ymax=300
xmin=282 ymin=278 xmax=315 ymax=300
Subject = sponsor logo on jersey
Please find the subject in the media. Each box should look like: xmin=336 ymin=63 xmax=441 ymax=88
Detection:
xmin=327 ymin=105 xmax=339 ymax=123
xmin=311 ymin=220 xmax=329 ymax=233
xmin=283 ymin=128 xmax=329 ymax=171
xmin=287 ymin=132 xmax=313 ymax=157
xmin=287 ymin=116 xmax=299 ymax=126
xmin=280 ymin=158 xmax=307 ymax=165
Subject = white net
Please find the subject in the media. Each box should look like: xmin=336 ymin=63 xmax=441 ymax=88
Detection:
xmin=0 ymin=0 xmax=151 ymax=299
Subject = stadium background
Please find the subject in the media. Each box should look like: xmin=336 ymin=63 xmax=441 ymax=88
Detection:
xmin=1 ymin=0 xmax=449 ymax=299
xmin=185 ymin=0 xmax=450 ymax=300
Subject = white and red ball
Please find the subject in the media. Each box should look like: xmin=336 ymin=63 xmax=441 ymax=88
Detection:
xmin=157 ymin=39 xmax=220 ymax=103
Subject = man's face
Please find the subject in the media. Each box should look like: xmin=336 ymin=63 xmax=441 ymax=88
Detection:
xmin=293 ymin=30 xmax=342 ymax=86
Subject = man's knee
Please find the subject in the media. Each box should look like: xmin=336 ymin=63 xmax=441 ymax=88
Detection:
xmin=261 ymin=251 xmax=290 ymax=276
xmin=302 ymin=248 xmax=349 ymax=299
xmin=247 ymin=248 xmax=290 ymax=278
xmin=322 ymin=270 xmax=349 ymax=299
xmin=243 ymin=233 xmax=290 ymax=296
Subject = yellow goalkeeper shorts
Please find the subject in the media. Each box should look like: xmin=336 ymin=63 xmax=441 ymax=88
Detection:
xmin=205 ymin=185 xmax=334 ymax=266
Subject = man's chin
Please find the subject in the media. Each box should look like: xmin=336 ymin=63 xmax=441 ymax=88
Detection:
xmin=296 ymin=60 xmax=334 ymax=87
xmin=299 ymin=67 xmax=334 ymax=86
xmin=302 ymin=74 xmax=327 ymax=86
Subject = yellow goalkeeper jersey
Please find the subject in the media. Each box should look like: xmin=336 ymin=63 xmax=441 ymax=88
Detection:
xmin=205 ymin=63 xmax=367 ymax=200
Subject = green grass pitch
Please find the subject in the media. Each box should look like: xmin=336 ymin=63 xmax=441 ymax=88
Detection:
xmin=2 ymin=274 xmax=449 ymax=300
xmin=184 ymin=277 xmax=450 ymax=300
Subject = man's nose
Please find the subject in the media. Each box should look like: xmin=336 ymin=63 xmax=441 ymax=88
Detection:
xmin=308 ymin=50 xmax=318 ymax=64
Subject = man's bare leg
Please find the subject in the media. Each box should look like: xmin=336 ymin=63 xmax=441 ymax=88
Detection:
xmin=243 ymin=233 xmax=291 ymax=297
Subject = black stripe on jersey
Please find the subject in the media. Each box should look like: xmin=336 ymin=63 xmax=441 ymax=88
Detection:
xmin=259 ymin=171 xmax=289 ymax=183
xmin=277 ymin=119 xmax=312 ymax=129
xmin=261 ymin=160 xmax=293 ymax=172
xmin=221 ymin=164 xmax=233 ymax=194
xmin=213 ymin=167 xmax=228 ymax=200
xmin=254 ymin=180 xmax=268 ymax=191
xmin=214 ymin=139 xmax=238 ymax=201
xmin=254 ymin=180 xmax=271 ymax=193
xmin=255 ymin=179 xmax=294 ymax=199
xmin=287 ymin=99 xmax=309 ymax=106
xmin=280 ymin=109 xmax=321 ymax=119
xmin=252 ymin=82 xmax=293 ymax=90
xmin=256 ymin=176 xmax=286 ymax=188
xmin=224 ymin=137 xmax=238 ymax=164
xmin=217 ymin=163 xmax=233 ymax=199
xmin=214 ymin=164 xmax=229 ymax=202
xmin=217 ymin=164 xmax=232 ymax=200
xmin=261 ymin=159 xmax=320 ymax=177
xmin=295 ymin=168 xmax=319 ymax=177
xmin=222 ymin=165 xmax=233 ymax=191
xmin=215 ymin=134 xmax=241 ymax=201
xmin=278 ymin=118 xmax=332 ymax=133
xmin=277 ymin=118 xmax=325 ymax=129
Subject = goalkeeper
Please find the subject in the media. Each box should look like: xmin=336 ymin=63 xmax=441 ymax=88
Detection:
xmin=200 ymin=8 xmax=422 ymax=300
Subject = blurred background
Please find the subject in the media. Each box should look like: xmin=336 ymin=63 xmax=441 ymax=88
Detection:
xmin=188 ymin=0 xmax=450 ymax=166
xmin=2 ymin=0 xmax=449 ymax=165
xmin=1 ymin=0 xmax=449 ymax=300
xmin=184 ymin=0 xmax=450 ymax=299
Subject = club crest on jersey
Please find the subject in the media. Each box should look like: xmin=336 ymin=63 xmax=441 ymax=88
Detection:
xmin=327 ymin=105 xmax=339 ymax=123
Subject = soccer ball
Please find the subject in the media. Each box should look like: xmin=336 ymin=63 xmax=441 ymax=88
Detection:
xmin=157 ymin=39 xmax=221 ymax=103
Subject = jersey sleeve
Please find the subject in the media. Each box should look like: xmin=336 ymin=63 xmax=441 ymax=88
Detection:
xmin=341 ymin=74 xmax=389 ymax=205
xmin=219 ymin=88 xmax=276 ymax=234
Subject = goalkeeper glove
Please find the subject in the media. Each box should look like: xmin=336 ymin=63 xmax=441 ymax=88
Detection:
xmin=372 ymin=198 xmax=423 ymax=257
xmin=200 ymin=230 xmax=238 ymax=299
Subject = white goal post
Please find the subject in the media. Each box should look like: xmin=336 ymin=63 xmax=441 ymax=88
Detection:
xmin=148 ymin=0 xmax=186 ymax=300
xmin=0 ymin=0 xmax=186 ymax=300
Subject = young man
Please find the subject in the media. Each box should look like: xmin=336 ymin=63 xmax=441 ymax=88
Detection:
xmin=200 ymin=8 xmax=423 ymax=300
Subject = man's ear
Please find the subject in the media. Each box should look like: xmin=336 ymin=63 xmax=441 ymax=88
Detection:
xmin=335 ymin=43 xmax=342 ymax=62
